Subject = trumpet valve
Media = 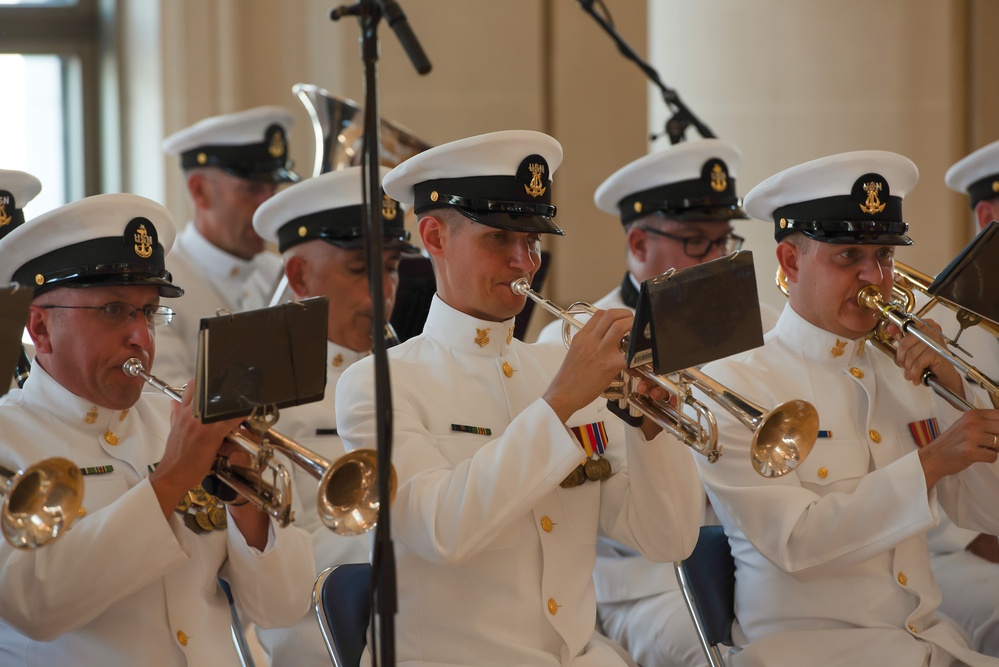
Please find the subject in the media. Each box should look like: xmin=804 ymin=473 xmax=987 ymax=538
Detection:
xmin=601 ymin=372 xmax=629 ymax=402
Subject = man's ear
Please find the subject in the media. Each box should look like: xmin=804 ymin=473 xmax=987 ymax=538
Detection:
xmin=626 ymin=225 xmax=648 ymax=263
xmin=26 ymin=305 xmax=52 ymax=355
xmin=187 ymin=172 xmax=211 ymax=209
xmin=419 ymin=215 xmax=446 ymax=259
xmin=283 ymin=255 xmax=309 ymax=299
xmin=776 ymin=240 xmax=800 ymax=286
xmin=974 ymin=199 xmax=998 ymax=233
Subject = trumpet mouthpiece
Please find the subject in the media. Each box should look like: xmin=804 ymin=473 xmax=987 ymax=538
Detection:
xmin=122 ymin=357 xmax=145 ymax=377
xmin=856 ymin=285 xmax=885 ymax=311
xmin=510 ymin=278 xmax=531 ymax=296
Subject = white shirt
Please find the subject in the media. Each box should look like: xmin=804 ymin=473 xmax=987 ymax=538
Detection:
xmin=694 ymin=305 xmax=999 ymax=667
xmin=156 ymin=224 xmax=282 ymax=386
xmin=0 ymin=363 xmax=315 ymax=666
xmin=337 ymin=295 xmax=703 ymax=667
xmin=256 ymin=340 xmax=372 ymax=666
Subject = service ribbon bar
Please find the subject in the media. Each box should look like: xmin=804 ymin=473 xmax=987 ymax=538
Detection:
xmin=451 ymin=424 xmax=492 ymax=436
xmin=908 ymin=418 xmax=940 ymax=448
xmin=571 ymin=421 xmax=608 ymax=457
xmin=80 ymin=465 xmax=114 ymax=476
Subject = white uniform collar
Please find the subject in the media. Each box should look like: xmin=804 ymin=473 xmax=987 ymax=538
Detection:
xmin=422 ymin=295 xmax=518 ymax=357
xmin=21 ymin=360 xmax=133 ymax=432
xmin=177 ymin=223 xmax=258 ymax=285
xmin=776 ymin=305 xmax=869 ymax=366
xmin=327 ymin=340 xmax=368 ymax=371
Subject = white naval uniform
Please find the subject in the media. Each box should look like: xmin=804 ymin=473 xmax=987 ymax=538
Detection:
xmin=537 ymin=274 xmax=779 ymax=667
xmin=922 ymin=297 xmax=999 ymax=656
xmin=256 ymin=341 xmax=371 ymax=667
xmin=0 ymin=362 xmax=315 ymax=667
xmin=693 ymin=305 xmax=999 ymax=667
xmin=337 ymin=295 xmax=704 ymax=667
xmin=156 ymin=224 xmax=282 ymax=386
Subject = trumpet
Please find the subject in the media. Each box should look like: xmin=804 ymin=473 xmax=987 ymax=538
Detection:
xmin=511 ymin=279 xmax=818 ymax=478
xmin=122 ymin=358 xmax=395 ymax=535
xmin=1 ymin=457 xmax=83 ymax=549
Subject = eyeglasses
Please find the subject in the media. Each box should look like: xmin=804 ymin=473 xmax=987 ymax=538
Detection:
xmin=638 ymin=226 xmax=745 ymax=259
xmin=40 ymin=302 xmax=175 ymax=327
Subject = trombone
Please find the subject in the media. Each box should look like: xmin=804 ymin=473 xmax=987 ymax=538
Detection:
xmin=775 ymin=267 xmax=999 ymax=411
xmin=1 ymin=457 xmax=83 ymax=549
xmin=511 ymin=279 xmax=818 ymax=478
xmin=122 ymin=358 xmax=395 ymax=535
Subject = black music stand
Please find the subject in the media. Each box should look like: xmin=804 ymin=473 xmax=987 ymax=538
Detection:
xmin=928 ymin=220 xmax=999 ymax=325
xmin=194 ymin=298 xmax=329 ymax=423
xmin=0 ymin=285 xmax=32 ymax=383
xmin=630 ymin=251 xmax=764 ymax=373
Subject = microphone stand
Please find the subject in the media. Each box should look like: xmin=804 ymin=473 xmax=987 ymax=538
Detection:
xmin=578 ymin=0 xmax=714 ymax=144
xmin=329 ymin=2 xmax=429 ymax=665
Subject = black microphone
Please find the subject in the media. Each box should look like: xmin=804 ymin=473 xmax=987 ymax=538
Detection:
xmin=377 ymin=0 xmax=432 ymax=74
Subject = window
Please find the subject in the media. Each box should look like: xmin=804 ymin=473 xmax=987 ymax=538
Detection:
xmin=0 ymin=0 xmax=107 ymax=217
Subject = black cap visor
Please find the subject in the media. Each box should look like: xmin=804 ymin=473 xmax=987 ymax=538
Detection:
xmin=780 ymin=219 xmax=912 ymax=245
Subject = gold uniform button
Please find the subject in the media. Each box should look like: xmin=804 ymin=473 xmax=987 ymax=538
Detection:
xmin=547 ymin=598 xmax=558 ymax=615
xmin=177 ymin=630 xmax=188 ymax=646
xmin=898 ymin=572 xmax=908 ymax=586
xmin=103 ymin=431 xmax=119 ymax=446
xmin=77 ymin=507 xmax=87 ymax=518
xmin=540 ymin=516 xmax=554 ymax=532
xmin=817 ymin=467 xmax=828 ymax=479
xmin=502 ymin=362 xmax=515 ymax=378
xmin=869 ymin=429 xmax=882 ymax=443
xmin=908 ymin=624 xmax=918 ymax=634
xmin=849 ymin=367 xmax=864 ymax=378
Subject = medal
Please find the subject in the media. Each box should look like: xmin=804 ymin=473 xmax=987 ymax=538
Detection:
xmin=584 ymin=458 xmax=603 ymax=481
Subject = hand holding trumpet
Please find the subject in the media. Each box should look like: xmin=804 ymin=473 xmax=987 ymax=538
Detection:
xmin=543 ymin=307 xmax=633 ymax=423
xmin=148 ymin=384 xmax=271 ymax=548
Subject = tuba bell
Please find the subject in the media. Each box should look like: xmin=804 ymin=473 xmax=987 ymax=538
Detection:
xmin=293 ymin=83 xmax=432 ymax=177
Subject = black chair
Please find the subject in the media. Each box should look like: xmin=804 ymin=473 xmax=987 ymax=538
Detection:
xmin=314 ymin=563 xmax=372 ymax=667
xmin=673 ymin=525 xmax=736 ymax=667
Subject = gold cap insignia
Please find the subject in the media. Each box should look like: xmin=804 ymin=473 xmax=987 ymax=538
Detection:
xmin=859 ymin=181 xmax=886 ymax=215
xmin=0 ymin=202 xmax=10 ymax=229
xmin=992 ymin=180 xmax=999 ymax=193
xmin=196 ymin=152 xmax=208 ymax=165
xmin=475 ymin=328 xmax=490 ymax=348
xmin=710 ymin=163 xmax=728 ymax=193
xmin=633 ymin=201 xmax=643 ymax=213
xmin=35 ymin=274 xmax=44 ymax=285
xmin=382 ymin=194 xmax=398 ymax=221
xmin=525 ymin=162 xmax=547 ymax=198
xmin=430 ymin=190 xmax=439 ymax=202
xmin=268 ymin=127 xmax=286 ymax=159
xmin=133 ymin=223 xmax=154 ymax=259
xmin=298 ymin=225 xmax=308 ymax=237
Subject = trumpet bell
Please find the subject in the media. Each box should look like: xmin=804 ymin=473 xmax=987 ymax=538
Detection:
xmin=3 ymin=457 xmax=84 ymax=548
xmin=293 ymin=83 xmax=432 ymax=176
xmin=750 ymin=399 xmax=818 ymax=478
xmin=319 ymin=449 xmax=397 ymax=536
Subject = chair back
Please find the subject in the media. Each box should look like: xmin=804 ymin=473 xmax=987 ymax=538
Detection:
xmin=314 ymin=563 xmax=372 ymax=667
xmin=674 ymin=525 xmax=736 ymax=667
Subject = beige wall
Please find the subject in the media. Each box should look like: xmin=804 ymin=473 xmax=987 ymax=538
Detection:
xmin=118 ymin=0 xmax=999 ymax=334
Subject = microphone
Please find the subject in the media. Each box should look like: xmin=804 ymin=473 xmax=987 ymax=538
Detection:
xmin=377 ymin=0 xmax=432 ymax=75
